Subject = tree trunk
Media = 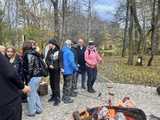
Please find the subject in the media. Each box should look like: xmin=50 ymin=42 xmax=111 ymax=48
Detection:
xmin=0 ymin=23 xmax=2 ymax=45
xmin=51 ymin=0 xmax=59 ymax=42
xmin=142 ymin=10 xmax=147 ymax=54
xmin=62 ymin=0 xmax=68 ymax=43
xmin=122 ymin=0 xmax=129 ymax=57
xmin=132 ymin=0 xmax=144 ymax=55
xmin=148 ymin=0 xmax=160 ymax=66
xmin=128 ymin=0 xmax=134 ymax=65
xmin=87 ymin=0 xmax=92 ymax=41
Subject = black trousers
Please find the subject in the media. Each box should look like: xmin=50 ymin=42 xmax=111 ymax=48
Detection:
xmin=49 ymin=69 xmax=60 ymax=99
xmin=0 ymin=97 xmax=22 ymax=120
xmin=76 ymin=70 xmax=86 ymax=88
xmin=87 ymin=67 xmax=97 ymax=89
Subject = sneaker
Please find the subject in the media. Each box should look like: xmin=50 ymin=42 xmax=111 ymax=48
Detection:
xmin=36 ymin=111 xmax=42 ymax=114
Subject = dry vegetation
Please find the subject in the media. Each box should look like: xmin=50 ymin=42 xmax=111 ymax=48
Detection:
xmin=99 ymin=56 xmax=160 ymax=86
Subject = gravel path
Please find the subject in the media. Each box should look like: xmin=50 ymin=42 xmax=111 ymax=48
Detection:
xmin=22 ymin=75 xmax=160 ymax=120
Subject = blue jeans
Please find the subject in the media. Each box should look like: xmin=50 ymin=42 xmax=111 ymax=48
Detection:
xmin=27 ymin=77 xmax=42 ymax=114
xmin=87 ymin=67 xmax=97 ymax=89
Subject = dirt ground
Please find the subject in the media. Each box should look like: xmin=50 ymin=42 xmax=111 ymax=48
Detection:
xmin=22 ymin=75 xmax=160 ymax=120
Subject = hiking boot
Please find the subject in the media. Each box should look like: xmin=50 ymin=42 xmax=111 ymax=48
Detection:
xmin=62 ymin=97 xmax=73 ymax=104
xmin=88 ymin=88 xmax=96 ymax=93
xmin=82 ymin=85 xmax=86 ymax=89
xmin=91 ymin=88 xmax=96 ymax=93
xmin=70 ymin=91 xmax=78 ymax=97
xmin=53 ymin=100 xmax=60 ymax=106
xmin=48 ymin=97 xmax=55 ymax=102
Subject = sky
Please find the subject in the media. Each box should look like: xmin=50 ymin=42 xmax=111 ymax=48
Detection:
xmin=94 ymin=0 xmax=119 ymax=21
xmin=0 ymin=0 xmax=119 ymax=22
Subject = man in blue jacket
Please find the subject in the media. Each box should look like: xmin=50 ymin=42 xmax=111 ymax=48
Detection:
xmin=61 ymin=40 xmax=78 ymax=104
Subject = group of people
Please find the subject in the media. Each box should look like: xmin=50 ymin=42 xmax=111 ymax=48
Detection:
xmin=46 ymin=38 xmax=102 ymax=105
xmin=0 ymin=38 xmax=102 ymax=120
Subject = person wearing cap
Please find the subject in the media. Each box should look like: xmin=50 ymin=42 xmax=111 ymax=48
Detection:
xmin=46 ymin=39 xmax=61 ymax=106
xmin=61 ymin=39 xmax=78 ymax=104
xmin=85 ymin=41 xmax=102 ymax=93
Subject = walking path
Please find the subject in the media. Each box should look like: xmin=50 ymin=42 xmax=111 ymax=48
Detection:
xmin=23 ymin=76 xmax=160 ymax=120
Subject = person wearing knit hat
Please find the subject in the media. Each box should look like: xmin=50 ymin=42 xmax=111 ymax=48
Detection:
xmin=48 ymin=39 xmax=60 ymax=49
xmin=85 ymin=40 xmax=102 ymax=93
xmin=60 ymin=39 xmax=78 ymax=104
xmin=45 ymin=38 xmax=61 ymax=106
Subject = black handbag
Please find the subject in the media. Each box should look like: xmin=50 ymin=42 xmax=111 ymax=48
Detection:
xmin=39 ymin=58 xmax=48 ymax=77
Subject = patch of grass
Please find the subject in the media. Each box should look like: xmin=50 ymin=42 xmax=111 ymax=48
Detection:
xmin=99 ymin=56 xmax=160 ymax=86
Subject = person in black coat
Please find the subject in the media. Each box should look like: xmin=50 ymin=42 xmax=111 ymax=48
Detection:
xmin=0 ymin=52 xmax=30 ymax=120
xmin=71 ymin=40 xmax=79 ymax=92
xmin=46 ymin=39 xmax=61 ymax=106
xmin=76 ymin=38 xmax=87 ymax=89
xmin=23 ymin=40 xmax=44 ymax=116
xmin=6 ymin=47 xmax=24 ymax=82
xmin=6 ymin=47 xmax=27 ymax=102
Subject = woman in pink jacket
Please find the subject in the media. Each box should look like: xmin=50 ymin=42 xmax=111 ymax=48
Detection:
xmin=85 ymin=41 xmax=102 ymax=93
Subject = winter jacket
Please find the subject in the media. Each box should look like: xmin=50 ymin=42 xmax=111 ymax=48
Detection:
xmin=0 ymin=53 xmax=24 ymax=107
xmin=71 ymin=47 xmax=78 ymax=65
xmin=23 ymin=49 xmax=44 ymax=84
xmin=46 ymin=48 xmax=60 ymax=70
xmin=77 ymin=46 xmax=86 ymax=72
xmin=61 ymin=45 xmax=77 ymax=75
xmin=6 ymin=55 xmax=24 ymax=81
xmin=85 ymin=45 xmax=102 ymax=68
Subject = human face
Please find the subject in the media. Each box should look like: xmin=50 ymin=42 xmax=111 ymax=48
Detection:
xmin=0 ymin=46 xmax=6 ymax=55
xmin=6 ymin=48 xmax=15 ymax=58
xmin=32 ymin=41 xmax=37 ymax=49
xmin=78 ymin=39 xmax=84 ymax=46
xmin=48 ymin=43 xmax=56 ymax=49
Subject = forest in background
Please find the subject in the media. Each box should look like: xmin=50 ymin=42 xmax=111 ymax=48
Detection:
xmin=0 ymin=0 xmax=120 ymax=48
xmin=0 ymin=0 xmax=160 ymax=67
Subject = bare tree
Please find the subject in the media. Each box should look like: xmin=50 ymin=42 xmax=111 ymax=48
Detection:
xmin=51 ymin=0 xmax=59 ymax=41
xmin=128 ymin=0 xmax=134 ymax=65
xmin=122 ymin=0 xmax=129 ymax=57
xmin=148 ymin=0 xmax=160 ymax=66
